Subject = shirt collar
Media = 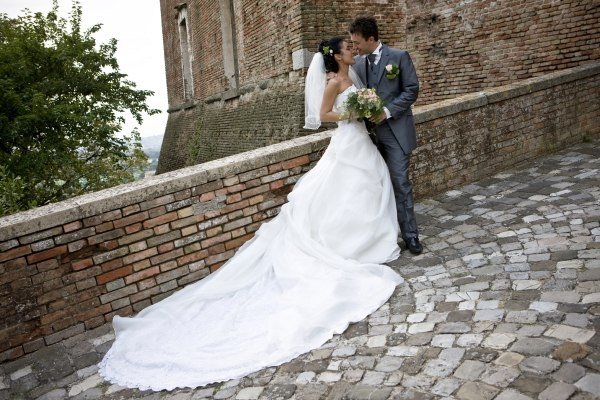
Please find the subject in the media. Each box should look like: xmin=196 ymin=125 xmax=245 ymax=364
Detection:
xmin=372 ymin=42 xmax=383 ymax=56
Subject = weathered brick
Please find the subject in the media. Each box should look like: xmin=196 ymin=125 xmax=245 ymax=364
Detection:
xmin=158 ymin=242 xmax=175 ymax=254
xmin=239 ymin=167 xmax=269 ymax=182
xmin=54 ymin=227 xmax=96 ymax=245
xmin=95 ymin=221 xmax=114 ymax=234
xmin=101 ymin=210 xmax=123 ymax=222
xmin=156 ymin=265 xmax=190 ymax=284
xmin=125 ymin=266 xmax=160 ymax=285
xmin=147 ymin=230 xmax=182 ymax=247
xmin=223 ymin=176 xmax=239 ymax=186
xmin=241 ymin=184 xmax=270 ymax=199
xmin=122 ymin=204 xmax=141 ymax=216
xmin=171 ymin=214 xmax=203 ymax=229
xmin=143 ymin=212 xmax=179 ymax=229
xmin=201 ymin=232 xmax=232 ymax=248
xmin=183 ymin=242 xmax=201 ymax=253
xmin=36 ymin=258 xmax=58 ymax=272
xmin=174 ymin=188 xmax=191 ymax=201
xmin=87 ymin=229 xmax=125 ymax=245
xmin=177 ymin=206 xmax=195 ymax=219
xmin=206 ymin=226 xmax=223 ymax=238
xmin=200 ymin=191 xmax=216 ymax=202
xmin=206 ymin=250 xmax=235 ymax=265
xmin=270 ymin=180 xmax=286 ymax=190
xmin=19 ymin=227 xmax=62 ymax=244
xmin=31 ymin=239 xmax=55 ymax=252
xmin=150 ymin=248 xmax=185 ymax=265
xmin=226 ymin=193 xmax=242 ymax=204
xmin=181 ymin=225 xmax=198 ymax=236
xmin=67 ymin=239 xmax=87 ymax=253
xmin=71 ymin=258 xmax=94 ymax=271
xmin=191 ymin=180 xmax=223 ymax=196
xmin=26 ymin=245 xmax=67 ymax=264
xmin=63 ymin=221 xmax=82 ymax=233
xmin=222 ymin=199 xmax=250 ymax=214
xmin=261 ymin=170 xmax=291 ymax=185
xmin=0 ymin=245 xmax=32 ymax=263
xmin=92 ymin=247 xmax=129 ymax=265
xmin=118 ymin=228 xmax=154 ymax=246
xmin=97 ymin=265 xmax=133 ymax=285
xmin=37 ymin=284 xmax=77 ymax=305
xmin=132 ymin=258 xmax=152 ymax=272
xmin=100 ymin=258 xmax=124 ymax=273
xmin=128 ymin=240 xmax=148 ymax=253
xmin=282 ymin=155 xmax=310 ymax=169
xmin=113 ymin=211 xmax=150 ymax=229
xmin=124 ymin=223 xmax=143 ymax=234
xmin=174 ymin=233 xmax=205 ymax=248
xmin=99 ymin=284 xmax=138 ymax=304
xmin=166 ymin=197 xmax=198 ymax=212
xmin=223 ymin=216 xmax=253 ymax=232
xmin=177 ymin=250 xmax=208 ymax=266
xmin=225 ymin=234 xmax=255 ymax=251
xmin=130 ymin=285 xmax=160 ymax=303
xmin=248 ymin=195 xmax=265 ymax=206
xmin=122 ymin=248 xmax=158 ymax=265
xmin=148 ymin=205 xmax=167 ymax=219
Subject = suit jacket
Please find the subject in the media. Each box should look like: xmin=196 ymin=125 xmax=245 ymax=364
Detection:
xmin=354 ymin=45 xmax=419 ymax=153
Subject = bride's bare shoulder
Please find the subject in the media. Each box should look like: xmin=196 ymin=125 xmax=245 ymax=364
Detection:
xmin=323 ymin=77 xmax=341 ymax=95
xmin=327 ymin=76 xmax=342 ymax=87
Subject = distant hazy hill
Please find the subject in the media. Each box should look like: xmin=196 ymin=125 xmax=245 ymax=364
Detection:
xmin=141 ymin=135 xmax=164 ymax=151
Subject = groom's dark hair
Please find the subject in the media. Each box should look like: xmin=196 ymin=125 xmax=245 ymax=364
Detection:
xmin=349 ymin=16 xmax=379 ymax=41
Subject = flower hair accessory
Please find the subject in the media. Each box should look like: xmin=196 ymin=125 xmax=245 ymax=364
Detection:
xmin=385 ymin=63 xmax=399 ymax=79
xmin=322 ymin=45 xmax=334 ymax=56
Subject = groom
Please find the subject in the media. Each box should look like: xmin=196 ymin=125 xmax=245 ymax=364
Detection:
xmin=349 ymin=16 xmax=423 ymax=255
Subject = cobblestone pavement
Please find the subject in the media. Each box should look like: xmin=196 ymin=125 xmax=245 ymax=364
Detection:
xmin=2 ymin=141 xmax=599 ymax=400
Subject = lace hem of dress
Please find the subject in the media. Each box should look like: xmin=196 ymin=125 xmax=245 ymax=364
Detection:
xmin=97 ymin=291 xmax=395 ymax=391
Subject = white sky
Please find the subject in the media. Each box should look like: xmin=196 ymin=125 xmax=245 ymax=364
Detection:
xmin=1 ymin=0 xmax=168 ymax=138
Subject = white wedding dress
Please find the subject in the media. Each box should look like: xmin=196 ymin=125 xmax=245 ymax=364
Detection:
xmin=98 ymin=85 xmax=403 ymax=391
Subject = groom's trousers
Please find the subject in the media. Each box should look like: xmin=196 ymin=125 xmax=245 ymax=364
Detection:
xmin=375 ymin=122 xmax=419 ymax=241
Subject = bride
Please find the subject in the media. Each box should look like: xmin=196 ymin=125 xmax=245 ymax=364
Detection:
xmin=98 ymin=37 xmax=403 ymax=391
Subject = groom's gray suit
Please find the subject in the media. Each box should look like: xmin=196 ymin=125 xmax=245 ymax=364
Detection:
xmin=354 ymin=44 xmax=419 ymax=241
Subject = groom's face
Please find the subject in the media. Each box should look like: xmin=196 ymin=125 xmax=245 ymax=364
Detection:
xmin=350 ymin=33 xmax=377 ymax=56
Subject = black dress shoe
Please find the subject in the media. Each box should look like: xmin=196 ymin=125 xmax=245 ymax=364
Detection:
xmin=405 ymin=237 xmax=423 ymax=255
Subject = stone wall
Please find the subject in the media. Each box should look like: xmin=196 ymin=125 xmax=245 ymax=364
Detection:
xmin=1 ymin=63 xmax=598 ymax=363
xmin=158 ymin=0 xmax=599 ymax=172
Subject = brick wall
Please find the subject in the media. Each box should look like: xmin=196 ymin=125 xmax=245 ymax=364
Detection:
xmin=1 ymin=63 xmax=598 ymax=363
xmin=411 ymin=64 xmax=600 ymax=198
xmin=158 ymin=0 xmax=599 ymax=172
xmin=403 ymin=0 xmax=600 ymax=104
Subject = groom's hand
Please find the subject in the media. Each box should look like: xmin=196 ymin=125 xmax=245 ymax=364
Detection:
xmin=369 ymin=111 xmax=387 ymax=124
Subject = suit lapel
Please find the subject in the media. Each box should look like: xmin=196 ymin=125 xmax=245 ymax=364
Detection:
xmin=375 ymin=45 xmax=390 ymax=86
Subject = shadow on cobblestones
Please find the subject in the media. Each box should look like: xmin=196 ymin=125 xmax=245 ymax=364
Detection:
xmin=2 ymin=141 xmax=599 ymax=400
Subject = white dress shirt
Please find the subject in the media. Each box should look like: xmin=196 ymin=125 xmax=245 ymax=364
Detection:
xmin=367 ymin=42 xmax=392 ymax=119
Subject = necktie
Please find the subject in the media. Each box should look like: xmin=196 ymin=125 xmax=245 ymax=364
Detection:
xmin=367 ymin=53 xmax=377 ymax=71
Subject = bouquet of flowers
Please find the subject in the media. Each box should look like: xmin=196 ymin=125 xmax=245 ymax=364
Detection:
xmin=343 ymin=88 xmax=385 ymax=120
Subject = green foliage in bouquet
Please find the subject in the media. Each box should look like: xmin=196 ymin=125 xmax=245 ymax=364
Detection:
xmin=343 ymin=88 xmax=385 ymax=119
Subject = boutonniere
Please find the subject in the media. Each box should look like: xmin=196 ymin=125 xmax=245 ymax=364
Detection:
xmin=385 ymin=63 xmax=399 ymax=79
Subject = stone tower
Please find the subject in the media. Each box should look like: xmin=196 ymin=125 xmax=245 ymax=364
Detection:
xmin=157 ymin=0 xmax=598 ymax=173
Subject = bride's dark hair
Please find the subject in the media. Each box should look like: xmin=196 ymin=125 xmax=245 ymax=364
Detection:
xmin=318 ymin=37 xmax=344 ymax=73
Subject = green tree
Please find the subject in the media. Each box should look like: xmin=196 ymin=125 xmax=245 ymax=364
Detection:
xmin=0 ymin=1 xmax=159 ymax=216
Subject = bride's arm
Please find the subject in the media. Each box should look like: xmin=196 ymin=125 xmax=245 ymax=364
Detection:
xmin=319 ymin=79 xmax=345 ymax=123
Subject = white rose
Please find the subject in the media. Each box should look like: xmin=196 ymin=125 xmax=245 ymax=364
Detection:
xmin=386 ymin=64 xmax=393 ymax=72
